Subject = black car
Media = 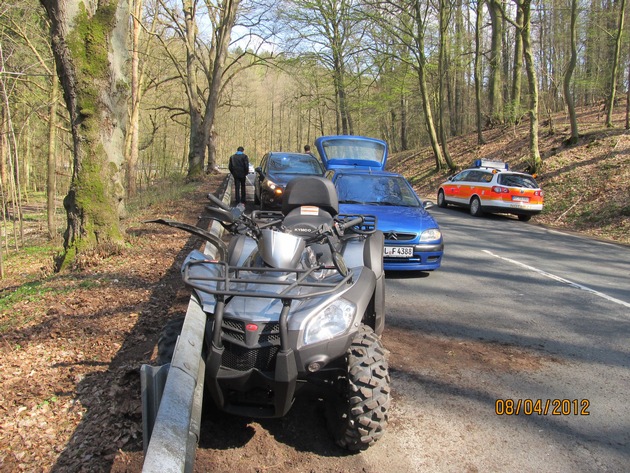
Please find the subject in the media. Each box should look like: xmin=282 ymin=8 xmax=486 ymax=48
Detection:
xmin=254 ymin=152 xmax=325 ymax=209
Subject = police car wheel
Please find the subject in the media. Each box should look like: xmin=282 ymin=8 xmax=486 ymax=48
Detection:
xmin=437 ymin=190 xmax=448 ymax=208
xmin=470 ymin=197 xmax=483 ymax=217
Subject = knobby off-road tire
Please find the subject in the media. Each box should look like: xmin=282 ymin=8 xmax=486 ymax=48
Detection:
xmin=156 ymin=316 xmax=185 ymax=365
xmin=329 ymin=324 xmax=391 ymax=452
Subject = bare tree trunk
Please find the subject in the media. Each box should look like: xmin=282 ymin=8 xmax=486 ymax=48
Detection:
xmin=125 ymin=0 xmax=143 ymax=197
xmin=0 ymin=50 xmax=24 ymax=249
xmin=510 ymin=4 xmax=524 ymax=123
xmin=487 ymin=0 xmax=503 ymax=123
xmin=206 ymin=128 xmax=218 ymax=173
xmin=333 ymin=51 xmax=352 ymax=135
xmin=453 ymin=0 xmax=465 ymax=135
xmin=400 ymin=94 xmax=408 ymax=151
xmin=520 ymin=0 xmax=542 ymax=172
xmin=605 ymin=0 xmax=626 ymax=127
xmin=438 ymin=0 xmax=456 ymax=171
xmin=408 ymin=0 xmax=444 ymax=170
xmin=0 ymin=102 xmax=6 ymax=193
xmin=564 ymin=0 xmax=580 ymax=145
xmin=40 ymin=0 xmax=129 ymax=269
xmin=184 ymin=0 xmax=205 ymax=178
xmin=474 ymin=0 xmax=485 ymax=144
xmin=0 ymin=102 xmax=9 ymax=262
xmin=185 ymin=0 xmax=242 ymax=180
xmin=626 ymin=55 xmax=630 ymax=130
xmin=197 ymin=0 xmax=241 ymax=176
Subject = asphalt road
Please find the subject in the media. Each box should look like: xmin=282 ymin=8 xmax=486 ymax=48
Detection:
xmin=225 ymin=176 xmax=630 ymax=471
xmin=374 ymin=205 xmax=630 ymax=472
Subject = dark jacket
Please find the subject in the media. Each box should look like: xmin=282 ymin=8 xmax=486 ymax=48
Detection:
xmin=229 ymin=151 xmax=249 ymax=179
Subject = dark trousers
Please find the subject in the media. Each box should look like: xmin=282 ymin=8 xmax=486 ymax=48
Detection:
xmin=234 ymin=176 xmax=246 ymax=204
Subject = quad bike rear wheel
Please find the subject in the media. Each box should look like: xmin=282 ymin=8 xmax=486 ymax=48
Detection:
xmin=156 ymin=315 xmax=185 ymax=365
xmin=328 ymin=324 xmax=391 ymax=451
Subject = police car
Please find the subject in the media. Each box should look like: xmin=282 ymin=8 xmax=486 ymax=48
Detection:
xmin=437 ymin=160 xmax=544 ymax=222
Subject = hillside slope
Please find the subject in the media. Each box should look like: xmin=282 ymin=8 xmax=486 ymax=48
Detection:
xmin=387 ymin=104 xmax=630 ymax=245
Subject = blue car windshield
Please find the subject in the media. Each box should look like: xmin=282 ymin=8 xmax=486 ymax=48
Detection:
xmin=321 ymin=139 xmax=385 ymax=164
xmin=336 ymin=175 xmax=420 ymax=207
xmin=269 ymin=155 xmax=323 ymax=174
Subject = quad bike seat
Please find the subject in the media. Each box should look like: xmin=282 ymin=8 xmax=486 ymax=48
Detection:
xmin=282 ymin=176 xmax=338 ymax=217
xmin=282 ymin=176 xmax=338 ymax=239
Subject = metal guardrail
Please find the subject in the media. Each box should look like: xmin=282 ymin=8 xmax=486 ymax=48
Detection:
xmin=141 ymin=176 xmax=232 ymax=472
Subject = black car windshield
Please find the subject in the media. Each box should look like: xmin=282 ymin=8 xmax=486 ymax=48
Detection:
xmin=336 ymin=175 xmax=420 ymax=207
xmin=498 ymin=173 xmax=539 ymax=189
xmin=269 ymin=155 xmax=323 ymax=174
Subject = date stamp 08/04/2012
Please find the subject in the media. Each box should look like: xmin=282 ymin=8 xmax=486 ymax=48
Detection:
xmin=495 ymin=399 xmax=590 ymax=416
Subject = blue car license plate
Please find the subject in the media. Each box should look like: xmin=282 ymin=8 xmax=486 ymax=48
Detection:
xmin=384 ymin=246 xmax=413 ymax=258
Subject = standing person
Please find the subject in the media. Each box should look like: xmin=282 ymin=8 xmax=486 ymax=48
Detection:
xmin=304 ymin=144 xmax=315 ymax=157
xmin=229 ymin=146 xmax=249 ymax=206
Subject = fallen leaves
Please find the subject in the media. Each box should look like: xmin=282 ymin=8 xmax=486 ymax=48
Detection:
xmin=0 ymin=175 xmax=225 ymax=472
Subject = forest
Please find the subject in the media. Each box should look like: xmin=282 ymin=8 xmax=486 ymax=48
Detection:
xmin=1 ymin=0 xmax=629 ymax=272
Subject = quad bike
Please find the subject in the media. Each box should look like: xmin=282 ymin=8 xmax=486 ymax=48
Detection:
xmin=148 ymin=176 xmax=390 ymax=451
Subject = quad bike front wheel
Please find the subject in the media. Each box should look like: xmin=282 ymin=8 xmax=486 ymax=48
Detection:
xmin=328 ymin=324 xmax=391 ymax=451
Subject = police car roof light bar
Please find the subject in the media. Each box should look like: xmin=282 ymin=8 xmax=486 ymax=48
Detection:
xmin=473 ymin=159 xmax=508 ymax=170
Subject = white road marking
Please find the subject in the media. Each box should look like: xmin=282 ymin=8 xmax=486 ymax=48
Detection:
xmin=482 ymin=250 xmax=630 ymax=309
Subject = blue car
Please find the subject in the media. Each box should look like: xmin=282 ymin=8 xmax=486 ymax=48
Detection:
xmin=315 ymin=135 xmax=444 ymax=271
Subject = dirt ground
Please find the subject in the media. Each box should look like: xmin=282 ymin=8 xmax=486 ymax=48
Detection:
xmin=0 ymin=171 xmax=559 ymax=473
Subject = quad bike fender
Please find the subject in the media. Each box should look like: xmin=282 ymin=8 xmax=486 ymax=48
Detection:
xmin=339 ymin=233 xmax=385 ymax=335
xmin=363 ymin=230 xmax=384 ymax=278
xmin=183 ymin=250 xmax=223 ymax=314
xmin=364 ymin=231 xmax=385 ymax=335
xmin=227 ymin=234 xmax=257 ymax=267
xmin=341 ymin=231 xmax=384 ymax=279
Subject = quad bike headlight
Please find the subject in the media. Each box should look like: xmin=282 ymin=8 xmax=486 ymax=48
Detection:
xmin=303 ymin=299 xmax=356 ymax=345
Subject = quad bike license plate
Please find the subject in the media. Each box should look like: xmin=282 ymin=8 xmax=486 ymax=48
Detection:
xmin=384 ymin=246 xmax=413 ymax=257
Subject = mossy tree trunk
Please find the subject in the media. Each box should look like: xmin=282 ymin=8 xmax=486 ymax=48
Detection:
xmin=40 ymin=0 xmax=128 ymax=269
